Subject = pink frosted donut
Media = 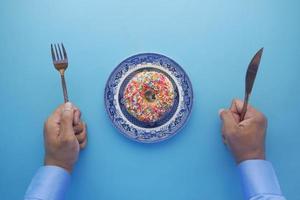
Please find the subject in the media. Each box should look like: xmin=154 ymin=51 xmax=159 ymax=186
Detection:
xmin=123 ymin=71 xmax=175 ymax=123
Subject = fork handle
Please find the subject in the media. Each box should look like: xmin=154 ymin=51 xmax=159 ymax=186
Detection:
xmin=60 ymin=74 xmax=69 ymax=103
xmin=240 ymin=93 xmax=249 ymax=121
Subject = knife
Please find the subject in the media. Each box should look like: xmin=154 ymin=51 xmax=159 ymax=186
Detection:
xmin=240 ymin=48 xmax=264 ymax=121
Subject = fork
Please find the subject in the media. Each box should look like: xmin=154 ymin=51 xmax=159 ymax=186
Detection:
xmin=51 ymin=43 xmax=69 ymax=103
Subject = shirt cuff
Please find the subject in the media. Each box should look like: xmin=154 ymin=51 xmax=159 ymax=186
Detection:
xmin=238 ymin=160 xmax=282 ymax=199
xmin=25 ymin=165 xmax=71 ymax=200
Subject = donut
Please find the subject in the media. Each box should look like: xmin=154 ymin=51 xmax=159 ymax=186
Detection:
xmin=123 ymin=71 xmax=175 ymax=123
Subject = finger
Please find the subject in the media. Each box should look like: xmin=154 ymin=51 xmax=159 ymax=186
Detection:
xmin=47 ymin=104 xmax=65 ymax=124
xmin=236 ymin=99 xmax=260 ymax=120
xmin=218 ymin=109 xmax=228 ymax=144
xmin=76 ymin=130 xmax=87 ymax=144
xmin=240 ymin=110 xmax=267 ymax=128
xmin=229 ymin=99 xmax=243 ymax=122
xmin=230 ymin=99 xmax=244 ymax=114
xmin=79 ymin=139 xmax=87 ymax=149
xmin=230 ymin=99 xmax=258 ymax=121
xmin=219 ymin=109 xmax=238 ymax=135
xmin=234 ymin=99 xmax=257 ymax=113
xmin=59 ymin=102 xmax=75 ymax=138
xmin=44 ymin=104 xmax=66 ymax=140
xmin=74 ymin=121 xmax=84 ymax=134
xmin=73 ymin=106 xmax=81 ymax=126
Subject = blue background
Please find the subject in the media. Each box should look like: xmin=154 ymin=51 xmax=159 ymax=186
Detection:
xmin=0 ymin=0 xmax=299 ymax=199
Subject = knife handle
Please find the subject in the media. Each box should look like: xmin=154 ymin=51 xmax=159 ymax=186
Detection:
xmin=240 ymin=93 xmax=249 ymax=121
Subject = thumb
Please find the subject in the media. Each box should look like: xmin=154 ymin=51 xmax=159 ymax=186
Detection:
xmin=219 ymin=109 xmax=238 ymax=134
xmin=60 ymin=102 xmax=75 ymax=138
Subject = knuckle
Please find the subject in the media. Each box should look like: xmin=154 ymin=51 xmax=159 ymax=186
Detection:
xmin=220 ymin=110 xmax=230 ymax=118
xmin=223 ymin=110 xmax=230 ymax=114
xmin=74 ymin=124 xmax=83 ymax=133
xmin=80 ymin=131 xmax=87 ymax=138
xmin=76 ymin=133 xmax=85 ymax=141
xmin=233 ymin=98 xmax=243 ymax=105
xmin=232 ymin=98 xmax=238 ymax=104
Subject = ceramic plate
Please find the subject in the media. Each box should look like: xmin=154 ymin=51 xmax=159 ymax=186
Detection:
xmin=104 ymin=53 xmax=193 ymax=143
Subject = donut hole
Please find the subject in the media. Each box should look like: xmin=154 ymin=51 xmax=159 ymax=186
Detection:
xmin=145 ymin=90 xmax=156 ymax=102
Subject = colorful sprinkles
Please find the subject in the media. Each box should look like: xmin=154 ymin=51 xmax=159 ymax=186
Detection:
xmin=123 ymin=71 xmax=175 ymax=123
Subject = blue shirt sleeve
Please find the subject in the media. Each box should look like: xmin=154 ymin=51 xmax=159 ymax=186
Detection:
xmin=238 ymin=160 xmax=286 ymax=200
xmin=24 ymin=166 xmax=71 ymax=200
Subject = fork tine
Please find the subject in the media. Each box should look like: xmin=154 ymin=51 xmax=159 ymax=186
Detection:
xmin=54 ymin=44 xmax=60 ymax=60
xmin=61 ymin=43 xmax=68 ymax=60
xmin=58 ymin=43 xmax=63 ymax=60
xmin=51 ymin=44 xmax=56 ymax=61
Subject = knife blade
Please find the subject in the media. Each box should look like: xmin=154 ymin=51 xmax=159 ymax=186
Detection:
xmin=240 ymin=48 xmax=264 ymax=121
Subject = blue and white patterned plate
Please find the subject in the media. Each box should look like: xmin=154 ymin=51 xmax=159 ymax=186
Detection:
xmin=104 ymin=53 xmax=193 ymax=143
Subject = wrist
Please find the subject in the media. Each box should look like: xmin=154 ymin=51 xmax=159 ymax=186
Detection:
xmin=235 ymin=151 xmax=265 ymax=164
xmin=44 ymin=157 xmax=73 ymax=173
